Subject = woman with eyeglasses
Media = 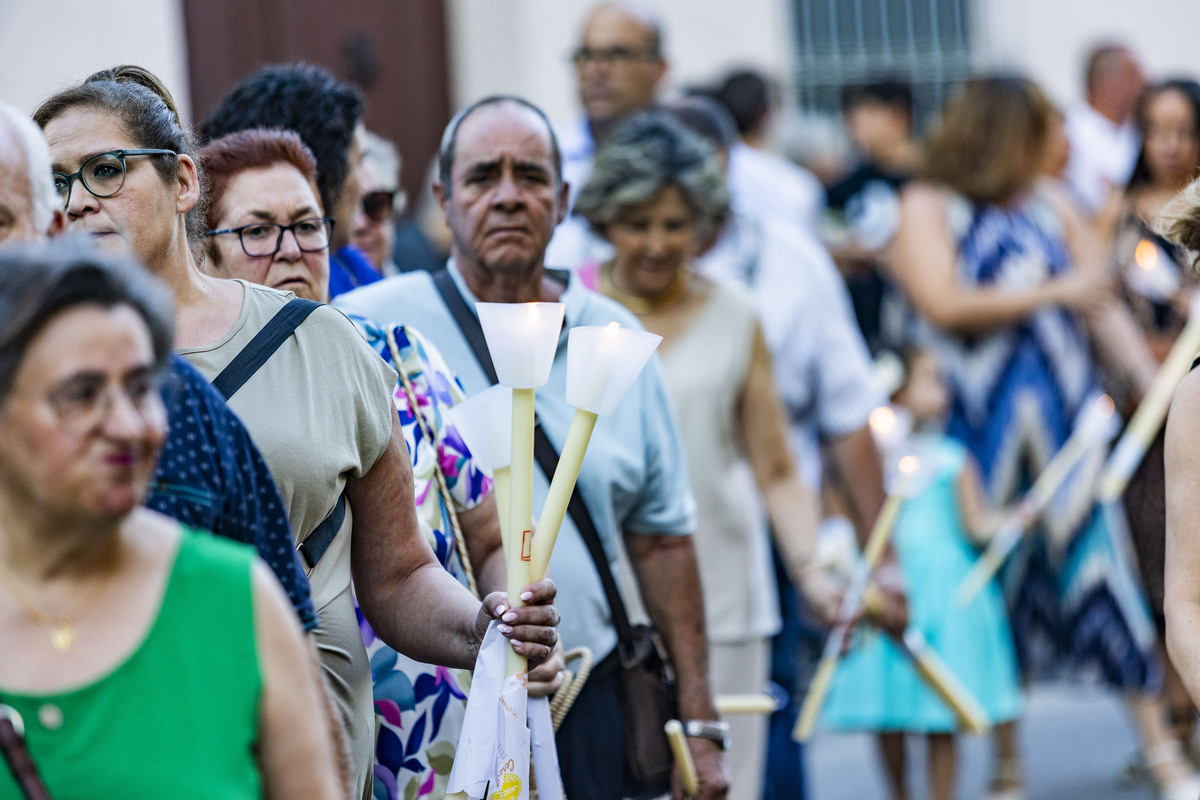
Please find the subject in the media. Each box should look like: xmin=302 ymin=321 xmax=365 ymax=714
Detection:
xmin=0 ymin=241 xmax=341 ymax=798
xmin=34 ymin=65 xmax=560 ymax=800
xmin=197 ymin=127 xmax=560 ymax=800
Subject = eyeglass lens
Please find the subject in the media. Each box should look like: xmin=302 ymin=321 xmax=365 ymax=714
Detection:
xmin=240 ymin=219 xmax=332 ymax=257
xmin=572 ymin=46 xmax=654 ymax=66
xmin=46 ymin=371 xmax=163 ymax=430
xmin=54 ymin=153 xmax=128 ymax=204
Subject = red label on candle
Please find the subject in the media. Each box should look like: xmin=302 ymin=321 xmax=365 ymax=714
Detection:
xmin=521 ymin=529 xmax=532 ymax=561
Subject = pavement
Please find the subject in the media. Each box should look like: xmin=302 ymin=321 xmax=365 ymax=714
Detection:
xmin=806 ymin=683 xmax=1166 ymax=800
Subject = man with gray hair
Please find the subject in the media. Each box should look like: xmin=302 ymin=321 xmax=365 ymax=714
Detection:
xmin=338 ymin=94 xmax=730 ymax=800
xmin=0 ymin=101 xmax=64 ymax=244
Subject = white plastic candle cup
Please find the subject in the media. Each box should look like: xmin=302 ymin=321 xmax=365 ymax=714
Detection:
xmin=564 ymin=323 xmax=662 ymax=416
xmin=477 ymin=302 xmax=565 ymax=388
xmin=446 ymin=385 xmax=513 ymax=471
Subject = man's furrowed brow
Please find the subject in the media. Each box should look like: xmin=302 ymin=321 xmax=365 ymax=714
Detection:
xmin=462 ymin=159 xmax=502 ymax=179
xmin=514 ymin=159 xmax=553 ymax=177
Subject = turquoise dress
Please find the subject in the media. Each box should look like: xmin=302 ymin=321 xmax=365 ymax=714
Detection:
xmin=822 ymin=437 xmax=1022 ymax=732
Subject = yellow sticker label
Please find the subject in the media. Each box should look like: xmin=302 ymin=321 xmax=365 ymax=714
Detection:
xmin=521 ymin=529 xmax=532 ymax=561
xmin=490 ymin=772 xmax=522 ymax=800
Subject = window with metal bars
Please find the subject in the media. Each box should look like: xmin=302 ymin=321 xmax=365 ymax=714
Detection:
xmin=791 ymin=0 xmax=973 ymax=125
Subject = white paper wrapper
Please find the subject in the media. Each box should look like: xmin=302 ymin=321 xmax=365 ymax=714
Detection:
xmin=448 ymin=622 xmax=530 ymax=800
xmin=528 ymin=697 xmax=563 ymax=800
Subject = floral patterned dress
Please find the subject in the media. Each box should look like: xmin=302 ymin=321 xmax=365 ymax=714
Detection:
xmin=350 ymin=318 xmax=493 ymax=800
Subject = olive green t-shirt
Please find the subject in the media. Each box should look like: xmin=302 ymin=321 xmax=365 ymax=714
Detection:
xmin=178 ymin=280 xmax=397 ymax=793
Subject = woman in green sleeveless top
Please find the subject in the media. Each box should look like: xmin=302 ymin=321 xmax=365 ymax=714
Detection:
xmin=0 ymin=244 xmax=341 ymax=798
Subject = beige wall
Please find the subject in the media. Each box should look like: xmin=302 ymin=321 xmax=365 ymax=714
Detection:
xmin=0 ymin=0 xmax=191 ymax=120
xmin=977 ymin=0 xmax=1200 ymax=107
xmin=4 ymin=0 xmax=1199 ymax=143
xmin=446 ymin=0 xmax=1200 ymax=131
xmin=445 ymin=0 xmax=795 ymax=131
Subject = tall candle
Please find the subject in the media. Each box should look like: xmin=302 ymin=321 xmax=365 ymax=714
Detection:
xmin=475 ymin=302 xmax=564 ymax=680
xmin=532 ymin=324 xmax=662 ymax=581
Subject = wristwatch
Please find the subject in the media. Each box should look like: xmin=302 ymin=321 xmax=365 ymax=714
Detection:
xmin=683 ymin=719 xmax=730 ymax=750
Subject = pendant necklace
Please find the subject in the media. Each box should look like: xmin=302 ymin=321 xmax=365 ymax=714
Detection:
xmin=599 ymin=261 xmax=691 ymax=315
xmin=0 ymin=560 xmax=101 ymax=652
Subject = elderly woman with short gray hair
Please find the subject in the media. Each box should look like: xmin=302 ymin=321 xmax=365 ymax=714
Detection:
xmin=575 ymin=111 xmax=835 ymax=800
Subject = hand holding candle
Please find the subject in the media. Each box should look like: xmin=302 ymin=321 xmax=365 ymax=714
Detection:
xmin=794 ymin=453 xmax=923 ymax=741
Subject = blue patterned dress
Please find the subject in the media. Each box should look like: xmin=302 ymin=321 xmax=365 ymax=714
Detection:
xmin=349 ymin=319 xmax=493 ymax=800
xmin=919 ymin=191 xmax=1158 ymax=690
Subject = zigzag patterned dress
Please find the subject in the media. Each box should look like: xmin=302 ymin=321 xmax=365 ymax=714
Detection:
xmin=920 ymin=191 xmax=1158 ymax=690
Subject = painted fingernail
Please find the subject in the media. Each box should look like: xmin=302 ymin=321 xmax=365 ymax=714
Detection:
xmin=496 ymin=605 xmax=506 ymax=616
xmin=520 ymin=591 xmax=533 ymax=602
xmin=503 ymin=611 xmax=518 ymax=623
xmin=498 ymin=624 xmax=513 ymax=635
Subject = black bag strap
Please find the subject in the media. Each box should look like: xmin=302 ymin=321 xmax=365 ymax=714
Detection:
xmin=297 ymin=492 xmax=347 ymax=574
xmin=208 ymin=296 xmax=340 ymax=572
xmin=0 ymin=702 xmax=52 ymax=800
xmin=211 ymin=298 xmax=321 ymax=400
xmin=431 ymin=269 xmax=639 ymax=647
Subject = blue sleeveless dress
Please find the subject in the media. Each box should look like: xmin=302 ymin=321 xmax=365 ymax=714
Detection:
xmin=822 ymin=437 xmax=1022 ymax=731
xmin=922 ymin=192 xmax=1158 ymax=690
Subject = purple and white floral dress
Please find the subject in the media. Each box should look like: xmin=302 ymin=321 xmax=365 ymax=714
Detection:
xmin=350 ymin=318 xmax=493 ymax=800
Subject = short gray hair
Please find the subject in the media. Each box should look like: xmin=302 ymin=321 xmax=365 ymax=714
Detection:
xmin=574 ymin=110 xmax=729 ymax=234
xmin=0 ymin=238 xmax=175 ymax=402
xmin=0 ymin=102 xmax=58 ymax=234
xmin=438 ymin=95 xmax=562 ymax=195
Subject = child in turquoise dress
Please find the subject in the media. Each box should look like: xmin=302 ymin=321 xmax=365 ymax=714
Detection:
xmin=821 ymin=347 xmax=1023 ymax=800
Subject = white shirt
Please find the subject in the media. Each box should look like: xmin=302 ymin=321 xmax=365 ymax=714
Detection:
xmin=727 ymin=141 xmax=825 ymax=235
xmin=1064 ymin=102 xmax=1140 ymax=215
xmin=695 ymin=213 xmax=882 ymax=485
xmin=546 ymin=118 xmax=610 ymax=269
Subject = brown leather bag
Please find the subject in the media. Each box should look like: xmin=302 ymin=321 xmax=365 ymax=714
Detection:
xmin=617 ymin=624 xmax=679 ymax=795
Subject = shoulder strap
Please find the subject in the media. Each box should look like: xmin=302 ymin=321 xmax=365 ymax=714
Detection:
xmin=211 ymin=298 xmax=321 ymax=400
xmin=0 ymin=703 xmax=52 ymax=800
xmin=430 ymin=269 xmax=638 ymax=646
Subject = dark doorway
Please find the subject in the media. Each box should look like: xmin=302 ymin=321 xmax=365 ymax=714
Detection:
xmin=182 ymin=0 xmax=450 ymax=204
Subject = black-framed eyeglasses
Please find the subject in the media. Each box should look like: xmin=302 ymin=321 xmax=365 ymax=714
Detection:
xmin=52 ymin=149 xmax=178 ymax=209
xmin=361 ymin=190 xmax=397 ymax=223
xmin=570 ymin=46 xmax=659 ymax=67
xmin=205 ymin=217 xmax=336 ymax=258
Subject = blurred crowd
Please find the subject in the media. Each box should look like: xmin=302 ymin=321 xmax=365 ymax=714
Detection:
xmin=4 ymin=3 xmax=1200 ymax=800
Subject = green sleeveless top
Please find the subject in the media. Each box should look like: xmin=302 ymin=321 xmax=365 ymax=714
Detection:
xmin=0 ymin=528 xmax=262 ymax=799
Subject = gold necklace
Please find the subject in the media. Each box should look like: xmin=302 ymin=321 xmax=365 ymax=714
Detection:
xmin=0 ymin=559 xmax=102 ymax=651
xmin=599 ymin=261 xmax=690 ymax=315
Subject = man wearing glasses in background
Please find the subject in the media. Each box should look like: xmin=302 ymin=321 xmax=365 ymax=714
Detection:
xmin=544 ymin=1 xmax=667 ymax=267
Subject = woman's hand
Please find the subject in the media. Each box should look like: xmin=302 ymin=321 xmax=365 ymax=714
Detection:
xmin=527 ymin=639 xmax=566 ymax=698
xmin=796 ymin=563 xmax=844 ymax=627
xmin=474 ymin=578 xmax=560 ymax=670
xmin=1046 ymin=268 xmax=1115 ymax=316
